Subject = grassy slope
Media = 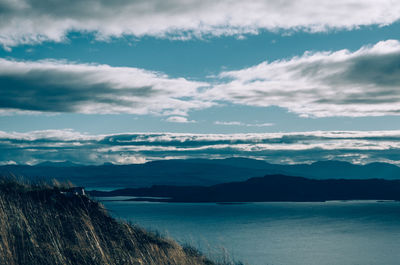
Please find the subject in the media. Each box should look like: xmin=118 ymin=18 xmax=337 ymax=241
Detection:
xmin=0 ymin=180 xmax=218 ymax=265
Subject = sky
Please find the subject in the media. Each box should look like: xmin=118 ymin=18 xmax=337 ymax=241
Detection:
xmin=2 ymin=0 xmax=400 ymax=165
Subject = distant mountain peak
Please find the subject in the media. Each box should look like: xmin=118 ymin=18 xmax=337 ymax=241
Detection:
xmin=36 ymin=161 xmax=81 ymax=167
xmin=311 ymin=160 xmax=353 ymax=166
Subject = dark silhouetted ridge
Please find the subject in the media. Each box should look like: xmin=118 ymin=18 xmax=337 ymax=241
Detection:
xmin=90 ymin=174 xmax=400 ymax=202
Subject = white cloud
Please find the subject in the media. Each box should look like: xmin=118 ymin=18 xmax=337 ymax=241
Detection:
xmin=2 ymin=129 xmax=400 ymax=165
xmin=0 ymin=160 xmax=17 ymax=166
xmin=3 ymin=40 xmax=400 ymax=118
xmin=248 ymin=123 xmax=274 ymax=127
xmin=1 ymin=0 xmax=400 ymax=48
xmin=214 ymin=121 xmax=274 ymax=127
xmin=165 ymin=116 xmax=196 ymax=123
xmin=0 ymin=58 xmax=211 ymax=115
xmin=206 ymin=40 xmax=400 ymax=117
xmin=214 ymin=121 xmax=244 ymax=126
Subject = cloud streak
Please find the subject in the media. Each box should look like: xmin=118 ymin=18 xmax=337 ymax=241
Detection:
xmin=2 ymin=40 xmax=400 ymax=118
xmin=2 ymin=129 xmax=400 ymax=165
xmin=166 ymin=116 xmax=196 ymax=123
xmin=206 ymin=40 xmax=400 ymax=117
xmin=1 ymin=0 xmax=400 ymax=48
xmin=0 ymin=58 xmax=210 ymax=115
xmin=214 ymin=121 xmax=274 ymax=127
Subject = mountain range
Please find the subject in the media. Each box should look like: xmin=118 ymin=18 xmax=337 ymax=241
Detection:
xmin=1 ymin=158 xmax=399 ymax=188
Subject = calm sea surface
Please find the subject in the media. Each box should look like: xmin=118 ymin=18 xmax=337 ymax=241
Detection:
xmin=100 ymin=200 xmax=400 ymax=265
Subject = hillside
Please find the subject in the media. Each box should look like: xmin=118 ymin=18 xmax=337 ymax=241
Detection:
xmin=0 ymin=179 xmax=222 ymax=265
xmin=90 ymin=174 xmax=400 ymax=202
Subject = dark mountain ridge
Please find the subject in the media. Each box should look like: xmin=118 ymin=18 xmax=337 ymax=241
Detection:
xmin=89 ymin=174 xmax=400 ymax=203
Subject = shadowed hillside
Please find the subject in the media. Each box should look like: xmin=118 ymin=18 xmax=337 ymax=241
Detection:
xmin=0 ymin=179 xmax=230 ymax=265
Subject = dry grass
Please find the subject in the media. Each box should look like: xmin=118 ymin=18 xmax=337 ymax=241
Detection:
xmin=0 ymin=177 xmax=239 ymax=265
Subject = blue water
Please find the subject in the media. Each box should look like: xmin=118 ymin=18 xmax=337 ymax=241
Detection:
xmin=101 ymin=200 xmax=400 ymax=265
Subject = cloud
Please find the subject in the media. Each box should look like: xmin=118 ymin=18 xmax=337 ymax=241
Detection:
xmin=214 ymin=121 xmax=274 ymax=127
xmin=1 ymin=0 xmax=400 ymax=48
xmin=205 ymin=40 xmax=400 ymax=117
xmin=2 ymin=129 xmax=400 ymax=165
xmin=214 ymin=121 xmax=244 ymax=126
xmin=165 ymin=116 xmax=196 ymax=123
xmin=3 ymin=40 xmax=400 ymax=118
xmin=248 ymin=123 xmax=274 ymax=127
xmin=0 ymin=58 xmax=210 ymax=115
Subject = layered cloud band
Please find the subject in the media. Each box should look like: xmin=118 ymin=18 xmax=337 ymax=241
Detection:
xmin=2 ymin=129 xmax=400 ymax=165
xmin=1 ymin=0 xmax=400 ymax=48
xmin=2 ymin=40 xmax=400 ymax=117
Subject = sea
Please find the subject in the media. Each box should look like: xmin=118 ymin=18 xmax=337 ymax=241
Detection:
xmin=100 ymin=199 xmax=400 ymax=265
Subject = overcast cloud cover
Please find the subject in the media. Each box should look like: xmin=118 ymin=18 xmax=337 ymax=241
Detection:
xmin=1 ymin=0 xmax=400 ymax=49
xmin=2 ymin=129 xmax=400 ymax=165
